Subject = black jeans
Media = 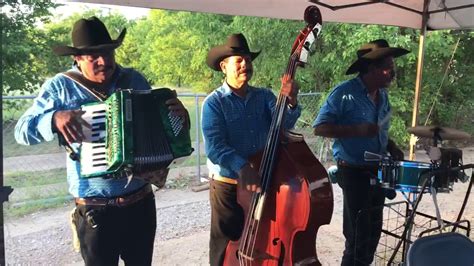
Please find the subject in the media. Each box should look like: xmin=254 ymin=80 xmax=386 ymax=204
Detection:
xmin=73 ymin=192 xmax=157 ymax=266
xmin=338 ymin=165 xmax=385 ymax=266
xmin=209 ymin=180 xmax=244 ymax=266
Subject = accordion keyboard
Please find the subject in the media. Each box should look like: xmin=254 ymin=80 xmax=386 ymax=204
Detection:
xmin=80 ymin=103 xmax=109 ymax=176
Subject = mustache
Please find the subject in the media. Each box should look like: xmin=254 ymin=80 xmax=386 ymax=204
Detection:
xmin=239 ymin=69 xmax=252 ymax=75
xmin=94 ymin=66 xmax=113 ymax=74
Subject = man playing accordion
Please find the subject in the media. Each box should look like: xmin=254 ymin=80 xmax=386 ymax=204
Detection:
xmin=14 ymin=16 xmax=189 ymax=266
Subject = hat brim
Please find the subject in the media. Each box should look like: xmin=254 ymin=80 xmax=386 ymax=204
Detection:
xmin=52 ymin=28 xmax=126 ymax=56
xmin=346 ymin=47 xmax=409 ymax=75
xmin=206 ymin=46 xmax=260 ymax=71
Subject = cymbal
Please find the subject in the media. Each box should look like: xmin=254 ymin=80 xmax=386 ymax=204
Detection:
xmin=408 ymin=126 xmax=471 ymax=140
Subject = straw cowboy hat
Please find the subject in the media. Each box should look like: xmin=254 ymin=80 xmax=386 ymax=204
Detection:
xmin=206 ymin=33 xmax=261 ymax=71
xmin=53 ymin=16 xmax=126 ymax=56
xmin=346 ymin=39 xmax=409 ymax=75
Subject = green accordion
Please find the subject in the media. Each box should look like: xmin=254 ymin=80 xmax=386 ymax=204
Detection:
xmin=79 ymin=88 xmax=193 ymax=180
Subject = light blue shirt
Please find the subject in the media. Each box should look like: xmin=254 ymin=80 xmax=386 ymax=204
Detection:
xmin=313 ymin=77 xmax=391 ymax=166
xmin=202 ymin=82 xmax=301 ymax=179
xmin=14 ymin=65 xmax=151 ymax=197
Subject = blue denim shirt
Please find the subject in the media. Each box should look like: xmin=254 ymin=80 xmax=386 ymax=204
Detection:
xmin=202 ymin=82 xmax=301 ymax=179
xmin=313 ymin=77 xmax=391 ymax=166
xmin=14 ymin=65 xmax=151 ymax=197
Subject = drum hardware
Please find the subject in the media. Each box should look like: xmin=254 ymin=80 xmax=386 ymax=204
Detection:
xmin=387 ymin=164 xmax=473 ymax=265
xmin=364 ymin=127 xmax=471 ymax=264
xmin=367 ymin=150 xmax=465 ymax=194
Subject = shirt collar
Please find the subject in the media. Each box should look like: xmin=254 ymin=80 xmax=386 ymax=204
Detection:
xmin=220 ymin=82 xmax=255 ymax=99
xmin=355 ymin=75 xmax=387 ymax=94
xmin=355 ymin=76 xmax=369 ymax=94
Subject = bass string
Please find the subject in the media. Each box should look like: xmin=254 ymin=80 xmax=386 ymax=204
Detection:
xmin=237 ymin=52 xmax=301 ymax=263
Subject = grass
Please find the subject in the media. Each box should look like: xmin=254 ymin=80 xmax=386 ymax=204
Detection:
xmin=5 ymin=196 xmax=72 ymax=217
xmin=2 ymin=156 xmax=207 ymax=217
xmin=4 ymin=168 xmax=66 ymax=188
xmin=164 ymin=174 xmax=197 ymax=189
xmin=4 ymin=168 xmax=70 ymax=217
xmin=3 ymin=124 xmax=64 ymax=158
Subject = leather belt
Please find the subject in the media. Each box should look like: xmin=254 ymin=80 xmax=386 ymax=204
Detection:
xmin=209 ymin=173 xmax=238 ymax=185
xmin=75 ymin=185 xmax=153 ymax=207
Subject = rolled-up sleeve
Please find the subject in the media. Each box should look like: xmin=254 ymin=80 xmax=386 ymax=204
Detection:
xmin=313 ymin=89 xmax=341 ymax=127
xmin=285 ymin=104 xmax=301 ymax=129
xmin=14 ymin=80 xmax=59 ymax=145
xmin=263 ymin=89 xmax=301 ymax=129
xmin=202 ymin=95 xmax=247 ymax=173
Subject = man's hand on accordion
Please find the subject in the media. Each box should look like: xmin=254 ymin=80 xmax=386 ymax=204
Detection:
xmin=53 ymin=110 xmax=91 ymax=144
xmin=166 ymin=98 xmax=190 ymax=129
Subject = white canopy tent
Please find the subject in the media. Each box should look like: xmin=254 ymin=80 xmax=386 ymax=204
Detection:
xmin=68 ymin=0 xmax=474 ymax=30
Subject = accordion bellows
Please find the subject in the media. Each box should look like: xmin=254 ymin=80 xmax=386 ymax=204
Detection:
xmin=80 ymin=88 xmax=193 ymax=181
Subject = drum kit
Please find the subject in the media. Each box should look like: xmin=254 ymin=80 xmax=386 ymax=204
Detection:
xmin=371 ymin=125 xmax=474 ymax=264
xmin=370 ymin=125 xmax=472 ymax=195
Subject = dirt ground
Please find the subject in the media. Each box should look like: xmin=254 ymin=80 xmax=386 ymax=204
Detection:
xmin=4 ymin=147 xmax=474 ymax=265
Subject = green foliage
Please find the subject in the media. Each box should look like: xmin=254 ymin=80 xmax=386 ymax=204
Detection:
xmin=116 ymin=10 xmax=234 ymax=91
xmin=6 ymin=7 xmax=474 ymax=147
xmin=2 ymin=0 xmax=59 ymax=94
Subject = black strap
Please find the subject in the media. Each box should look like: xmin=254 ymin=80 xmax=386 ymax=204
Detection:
xmin=62 ymin=71 xmax=109 ymax=101
xmin=63 ymin=70 xmax=134 ymax=101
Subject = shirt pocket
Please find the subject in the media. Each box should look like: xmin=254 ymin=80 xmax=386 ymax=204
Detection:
xmin=345 ymin=105 xmax=373 ymax=124
xmin=224 ymin=112 xmax=242 ymax=125
xmin=224 ymin=112 xmax=247 ymax=138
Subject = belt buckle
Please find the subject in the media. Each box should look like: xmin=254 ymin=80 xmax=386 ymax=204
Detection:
xmin=107 ymin=198 xmax=117 ymax=206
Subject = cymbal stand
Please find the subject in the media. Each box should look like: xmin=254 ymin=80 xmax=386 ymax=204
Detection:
xmin=388 ymin=173 xmax=431 ymax=264
xmin=431 ymin=127 xmax=443 ymax=147
xmin=429 ymin=177 xmax=445 ymax=232
xmin=451 ymin=164 xmax=473 ymax=233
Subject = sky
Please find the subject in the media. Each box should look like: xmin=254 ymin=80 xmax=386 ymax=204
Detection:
xmin=54 ymin=1 xmax=150 ymax=20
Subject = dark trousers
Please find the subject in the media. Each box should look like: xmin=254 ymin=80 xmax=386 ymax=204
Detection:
xmin=338 ymin=165 xmax=385 ymax=266
xmin=73 ymin=192 xmax=157 ymax=266
xmin=209 ymin=180 xmax=245 ymax=266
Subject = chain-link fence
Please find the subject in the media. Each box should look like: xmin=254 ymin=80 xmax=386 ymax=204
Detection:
xmin=2 ymin=92 xmax=331 ymax=216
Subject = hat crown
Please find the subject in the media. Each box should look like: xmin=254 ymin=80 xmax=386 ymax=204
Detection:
xmin=226 ymin=33 xmax=251 ymax=52
xmin=357 ymin=39 xmax=390 ymax=58
xmin=71 ymin=16 xmax=113 ymax=49
xmin=206 ymin=33 xmax=260 ymax=71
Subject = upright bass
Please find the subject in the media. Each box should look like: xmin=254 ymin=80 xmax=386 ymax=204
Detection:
xmin=223 ymin=5 xmax=334 ymax=266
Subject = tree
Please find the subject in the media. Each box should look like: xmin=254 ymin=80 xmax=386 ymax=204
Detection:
xmin=2 ymin=0 xmax=59 ymax=94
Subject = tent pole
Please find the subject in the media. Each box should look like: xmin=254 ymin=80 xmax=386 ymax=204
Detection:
xmin=408 ymin=0 xmax=430 ymax=160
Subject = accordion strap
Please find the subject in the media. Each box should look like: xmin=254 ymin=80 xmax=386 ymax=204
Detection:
xmin=62 ymin=71 xmax=108 ymax=101
xmin=61 ymin=70 xmax=133 ymax=101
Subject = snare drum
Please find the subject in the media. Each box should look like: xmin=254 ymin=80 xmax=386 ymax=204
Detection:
xmin=378 ymin=160 xmax=433 ymax=193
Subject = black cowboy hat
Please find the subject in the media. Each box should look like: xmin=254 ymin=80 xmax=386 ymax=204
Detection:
xmin=346 ymin=39 xmax=409 ymax=75
xmin=206 ymin=33 xmax=261 ymax=71
xmin=53 ymin=16 xmax=126 ymax=56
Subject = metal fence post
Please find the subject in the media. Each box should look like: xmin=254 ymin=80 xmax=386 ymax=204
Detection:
xmin=194 ymin=94 xmax=201 ymax=183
